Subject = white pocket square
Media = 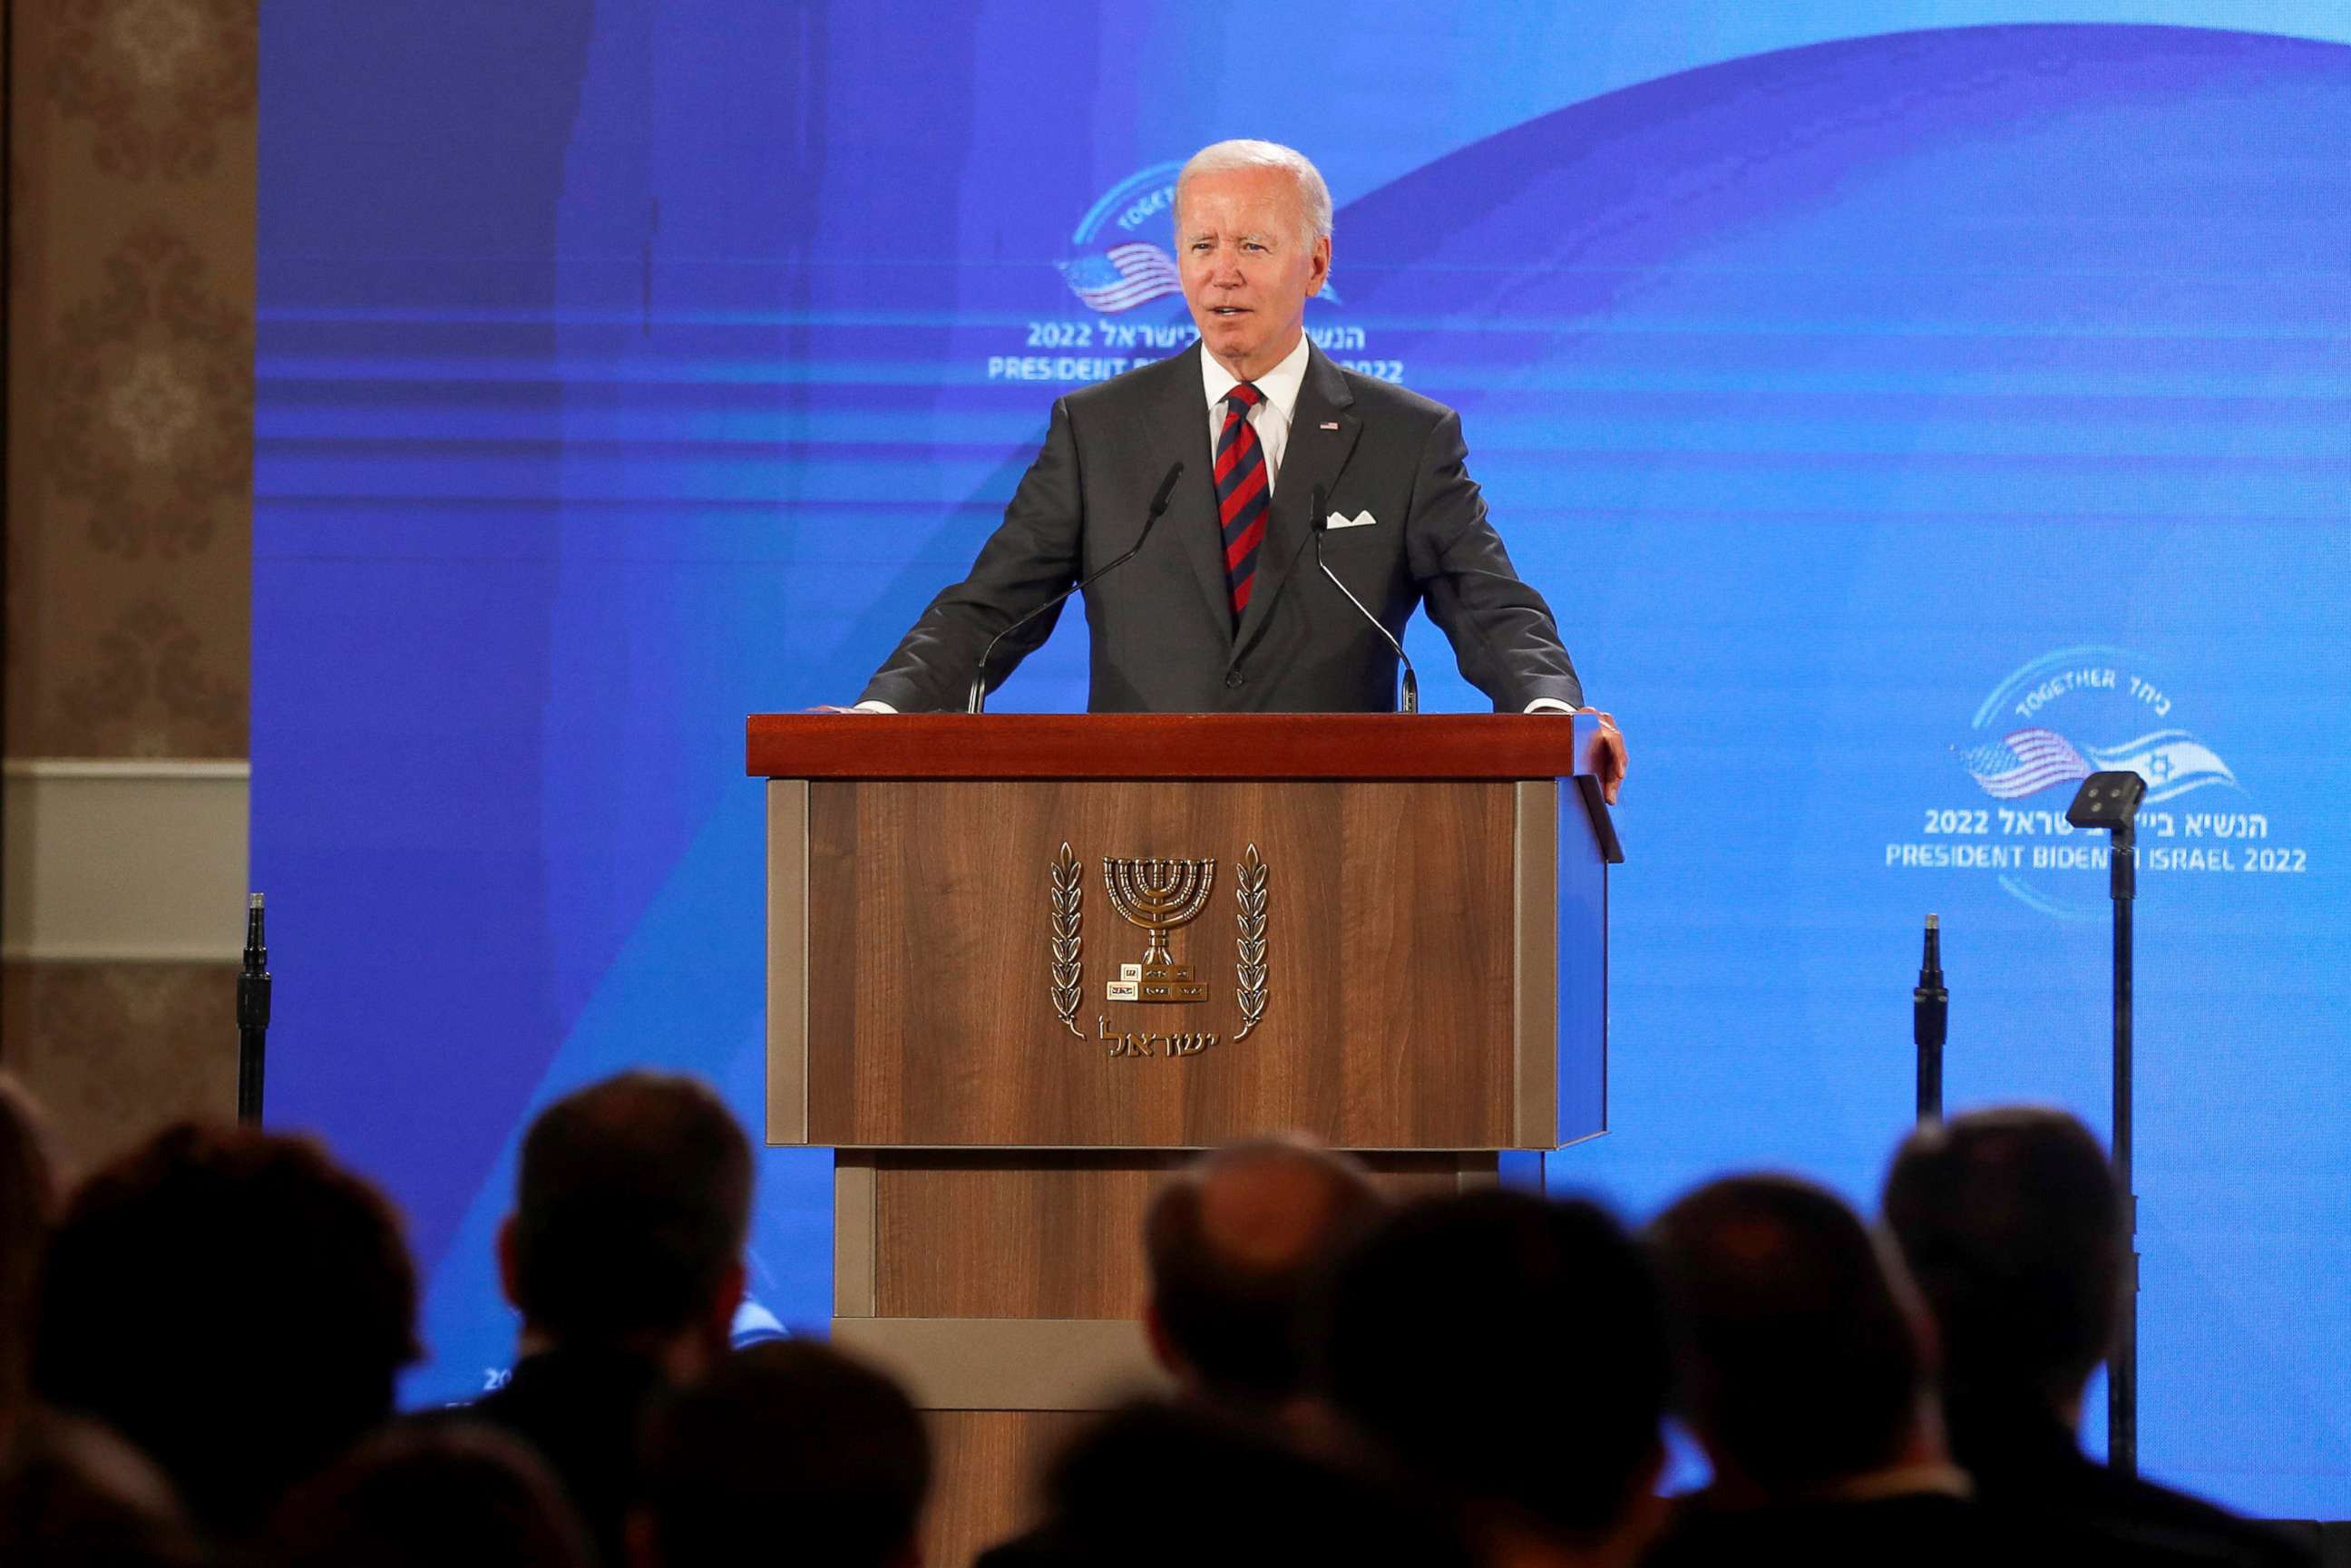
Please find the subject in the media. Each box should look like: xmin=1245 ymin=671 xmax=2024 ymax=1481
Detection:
xmin=1325 ymin=510 xmax=1378 ymax=531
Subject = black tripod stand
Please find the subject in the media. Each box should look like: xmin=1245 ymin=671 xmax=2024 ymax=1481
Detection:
xmin=2067 ymin=770 xmax=2146 ymax=1476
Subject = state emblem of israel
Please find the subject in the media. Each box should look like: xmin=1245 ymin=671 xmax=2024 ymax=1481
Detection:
xmin=1104 ymin=857 xmax=1215 ymax=1003
xmin=1047 ymin=842 xmax=1269 ymax=1048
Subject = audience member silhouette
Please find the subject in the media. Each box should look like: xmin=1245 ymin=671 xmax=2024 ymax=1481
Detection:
xmin=975 ymin=1136 xmax=1392 ymax=1568
xmin=632 ymin=1339 xmax=929 ymax=1568
xmin=1142 ymin=1135 xmax=1386 ymax=1409
xmin=269 ymin=1420 xmax=592 ymax=1568
xmin=1643 ymin=1174 xmax=2002 ymax=1567
xmin=33 ymin=1123 xmax=417 ymax=1544
xmin=0 ymin=1411 xmax=204 ymax=1568
xmin=0 ymin=1073 xmax=57 ymax=1448
xmin=1884 ymin=1108 xmax=2316 ymax=1567
xmin=1315 ymin=1190 xmax=1670 ymax=1568
xmin=8 ymin=1069 xmax=2330 ymax=1567
xmin=468 ymin=1071 xmax=751 ymax=1568
xmin=990 ymin=1398 xmax=1474 ymax=1568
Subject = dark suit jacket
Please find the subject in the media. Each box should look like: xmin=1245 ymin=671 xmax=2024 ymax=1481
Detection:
xmin=467 ymin=1347 xmax=667 ymax=1568
xmin=860 ymin=343 xmax=1584 ymax=714
xmin=1949 ymin=1394 xmax=2317 ymax=1568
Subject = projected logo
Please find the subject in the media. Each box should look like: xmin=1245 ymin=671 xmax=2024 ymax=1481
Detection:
xmin=989 ymin=163 xmax=1197 ymax=385
xmin=1887 ymin=645 xmax=2303 ymax=919
xmin=1058 ymin=163 xmax=1186 ymax=314
xmin=1961 ymin=726 xmax=2235 ymax=803
xmin=989 ymin=163 xmax=1383 ymax=387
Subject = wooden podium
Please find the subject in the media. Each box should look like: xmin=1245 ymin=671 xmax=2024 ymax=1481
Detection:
xmin=748 ymin=713 xmax=1619 ymax=1565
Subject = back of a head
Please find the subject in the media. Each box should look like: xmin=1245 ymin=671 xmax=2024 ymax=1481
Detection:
xmin=33 ymin=1122 xmax=417 ymax=1539
xmin=1144 ymin=1135 xmax=1384 ymax=1403
xmin=1037 ymin=1398 xmax=1472 ymax=1568
xmin=1881 ymin=1106 xmax=2122 ymax=1407
xmin=270 ymin=1420 xmax=593 ymax=1568
xmin=509 ymin=1072 xmax=752 ymax=1347
xmin=639 ymin=1340 xmax=929 ymax=1568
xmin=0 ymin=1074 xmax=58 ymax=1423
xmin=1647 ymin=1174 xmax=1924 ymax=1497
xmin=1315 ymin=1189 xmax=1667 ymax=1546
xmin=0 ymin=1412 xmax=202 ymax=1568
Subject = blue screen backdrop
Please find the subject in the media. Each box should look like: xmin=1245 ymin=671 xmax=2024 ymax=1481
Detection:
xmin=256 ymin=2 xmax=2351 ymax=1513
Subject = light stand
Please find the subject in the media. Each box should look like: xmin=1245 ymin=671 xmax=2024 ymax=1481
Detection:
xmin=2066 ymin=769 xmax=2146 ymax=1477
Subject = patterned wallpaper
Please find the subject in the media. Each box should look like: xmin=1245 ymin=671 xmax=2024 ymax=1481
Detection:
xmin=3 ymin=0 xmax=256 ymax=1174
xmin=7 ymin=0 xmax=252 ymax=759
xmin=0 ymin=963 xmax=237 ymax=1181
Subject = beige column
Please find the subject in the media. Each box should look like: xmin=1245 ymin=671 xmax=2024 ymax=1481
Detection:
xmin=2 ymin=0 xmax=258 ymax=1176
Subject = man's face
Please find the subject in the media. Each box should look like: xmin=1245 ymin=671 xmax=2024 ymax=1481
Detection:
xmin=1176 ymin=164 xmax=1331 ymax=381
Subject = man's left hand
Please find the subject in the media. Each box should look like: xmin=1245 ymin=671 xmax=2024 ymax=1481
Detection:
xmin=1579 ymin=707 xmax=1627 ymax=805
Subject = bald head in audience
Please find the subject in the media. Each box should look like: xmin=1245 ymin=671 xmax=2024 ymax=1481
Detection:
xmin=1143 ymin=1135 xmax=1386 ymax=1407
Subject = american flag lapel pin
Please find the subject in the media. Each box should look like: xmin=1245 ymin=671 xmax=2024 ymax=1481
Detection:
xmin=1320 ymin=421 xmax=1340 ymax=430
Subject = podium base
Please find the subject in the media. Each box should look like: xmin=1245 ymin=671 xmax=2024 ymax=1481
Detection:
xmin=833 ymin=1147 xmax=1498 ymax=1568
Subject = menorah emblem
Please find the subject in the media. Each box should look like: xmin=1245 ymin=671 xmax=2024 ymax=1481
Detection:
xmin=1102 ymin=856 xmax=1215 ymax=1003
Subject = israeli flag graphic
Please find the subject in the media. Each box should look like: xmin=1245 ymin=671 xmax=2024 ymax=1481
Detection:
xmin=1964 ymin=726 xmax=2237 ymax=803
xmin=2083 ymin=730 xmax=2239 ymax=803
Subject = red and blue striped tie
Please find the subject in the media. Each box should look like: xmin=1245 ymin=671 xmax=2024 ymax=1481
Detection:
xmin=1214 ymin=382 xmax=1268 ymax=620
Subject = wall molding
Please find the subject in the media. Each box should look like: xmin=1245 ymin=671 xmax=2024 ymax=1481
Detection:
xmin=3 ymin=758 xmax=250 ymax=962
xmin=4 ymin=759 xmax=250 ymax=781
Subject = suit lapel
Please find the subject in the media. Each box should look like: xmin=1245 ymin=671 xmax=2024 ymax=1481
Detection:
xmin=1234 ymin=343 xmax=1361 ymax=657
xmin=1134 ymin=344 xmax=1234 ymax=644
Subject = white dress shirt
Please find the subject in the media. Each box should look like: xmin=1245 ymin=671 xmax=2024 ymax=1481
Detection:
xmin=1202 ymin=333 xmax=1311 ymax=493
xmin=1204 ymin=335 xmax=1565 ymax=713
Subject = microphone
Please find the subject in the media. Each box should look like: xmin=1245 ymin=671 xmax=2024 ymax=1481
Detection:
xmin=1914 ymin=913 xmax=1947 ymax=1123
xmin=967 ymin=461 xmax=1184 ymax=714
xmin=237 ymin=892 xmax=272 ymax=1126
xmin=1310 ymin=483 xmax=1418 ymax=715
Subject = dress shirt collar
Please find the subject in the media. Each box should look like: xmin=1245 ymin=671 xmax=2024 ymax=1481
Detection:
xmin=1201 ymin=332 xmax=1312 ymax=424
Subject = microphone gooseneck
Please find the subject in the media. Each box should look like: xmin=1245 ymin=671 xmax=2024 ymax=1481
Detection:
xmin=1310 ymin=483 xmax=1419 ymax=715
xmin=967 ymin=461 xmax=1184 ymax=714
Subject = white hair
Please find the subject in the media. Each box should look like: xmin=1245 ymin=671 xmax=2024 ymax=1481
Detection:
xmin=1176 ymin=139 xmax=1333 ymax=242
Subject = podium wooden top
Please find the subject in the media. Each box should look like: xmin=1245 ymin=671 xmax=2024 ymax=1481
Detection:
xmin=746 ymin=712 xmax=1599 ymax=781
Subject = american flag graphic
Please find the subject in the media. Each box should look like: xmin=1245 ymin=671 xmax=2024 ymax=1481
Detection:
xmin=1962 ymin=727 xmax=2093 ymax=799
xmin=1062 ymin=242 xmax=1184 ymax=313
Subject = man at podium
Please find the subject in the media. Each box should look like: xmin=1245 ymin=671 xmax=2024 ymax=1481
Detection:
xmin=850 ymin=139 xmax=1627 ymax=802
